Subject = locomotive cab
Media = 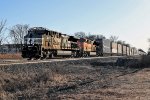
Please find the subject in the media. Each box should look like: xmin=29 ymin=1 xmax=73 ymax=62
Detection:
xmin=22 ymin=27 xmax=46 ymax=59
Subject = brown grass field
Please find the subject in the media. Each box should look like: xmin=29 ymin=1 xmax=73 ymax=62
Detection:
xmin=0 ymin=55 xmax=150 ymax=99
xmin=0 ymin=53 xmax=22 ymax=59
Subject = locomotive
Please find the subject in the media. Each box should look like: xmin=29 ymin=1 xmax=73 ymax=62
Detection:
xmin=22 ymin=27 xmax=146 ymax=59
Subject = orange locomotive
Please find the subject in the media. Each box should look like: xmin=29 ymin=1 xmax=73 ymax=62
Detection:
xmin=77 ymin=38 xmax=96 ymax=57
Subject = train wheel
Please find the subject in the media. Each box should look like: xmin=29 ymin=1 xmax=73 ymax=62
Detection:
xmin=85 ymin=52 xmax=89 ymax=57
xmin=50 ymin=53 xmax=55 ymax=58
xmin=70 ymin=53 xmax=74 ymax=58
xmin=87 ymin=52 xmax=89 ymax=57
xmin=84 ymin=53 xmax=87 ymax=57
xmin=35 ymin=55 xmax=40 ymax=60
xmin=74 ymin=51 xmax=78 ymax=57
xmin=27 ymin=57 xmax=32 ymax=60
xmin=71 ymin=51 xmax=77 ymax=58
xmin=41 ymin=52 xmax=46 ymax=59
xmin=83 ymin=52 xmax=87 ymax=58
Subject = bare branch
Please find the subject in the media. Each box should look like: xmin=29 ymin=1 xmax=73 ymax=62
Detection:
xmin=74 ymin=32 xmax=86 ymax=38
xmin=9 ymin=24 xmax=29 ymax=50
xmin=109 ymin=35 xmax=118 ymax=42
xmin=0 ymin=19 xmax=7 ymax=45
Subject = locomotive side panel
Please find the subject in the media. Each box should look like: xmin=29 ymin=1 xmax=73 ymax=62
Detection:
xmin=77 ymin=38 xmax=92 ymax=52
xmin=42 ymin=31 xmax=61 ymax=50
xmin=61 ymin=35 xmax=70 ymax=50
xmin=91 ymin=44 xmax=96 ymax=52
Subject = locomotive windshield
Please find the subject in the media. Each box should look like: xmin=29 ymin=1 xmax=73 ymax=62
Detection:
xmin=24 ymin=30 xmax=44 ymax=45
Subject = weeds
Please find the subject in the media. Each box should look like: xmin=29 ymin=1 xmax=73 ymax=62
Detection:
xmin=126 ymin=55 xmax=150 ymax=68
xmin=0 ymin=68 xmax=56 ymax=99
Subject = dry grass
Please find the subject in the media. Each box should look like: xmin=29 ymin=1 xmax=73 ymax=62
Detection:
xmin=123 ymin=55 xmax=150 ymax=68
xmin=0 ymin=53 xmax=22 ymax=59
xmin=0 ymin=68 xmax=69 ymax=100
xmin=140 ymin=55 xmax=150 ymax=67
xmin=0 ymin=60 xmax=86 ymax=99
xmin=0 ymin=56 xmax=150 ymax=99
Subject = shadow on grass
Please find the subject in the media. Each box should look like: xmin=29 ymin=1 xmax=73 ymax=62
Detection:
xmin=91 ymin=55 xmax=150 ymax=69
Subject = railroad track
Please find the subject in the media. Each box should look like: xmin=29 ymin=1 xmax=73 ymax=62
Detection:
xmin=0 ymin=56 xmax=125 ymax=66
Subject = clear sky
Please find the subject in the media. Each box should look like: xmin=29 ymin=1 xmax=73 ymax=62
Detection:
xmin=0 ymin=0 xmax=150 ymax=51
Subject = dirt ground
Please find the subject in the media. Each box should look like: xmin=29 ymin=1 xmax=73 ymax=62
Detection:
xmin=0 ymin=57 xmax=150 ymax=100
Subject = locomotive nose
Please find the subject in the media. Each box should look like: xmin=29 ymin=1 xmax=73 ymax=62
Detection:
xmin=22 ymin=45 xmax=39 ymax=58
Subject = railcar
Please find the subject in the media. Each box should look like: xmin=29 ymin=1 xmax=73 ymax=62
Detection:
xmin=95 ymin=39 xmax=111 ymax=56
xmin=138 ymin=49 xmax=147 ymax=55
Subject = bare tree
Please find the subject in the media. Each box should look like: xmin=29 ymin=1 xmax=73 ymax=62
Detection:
xmin=9 ymin=24 xmax=29 ymax=51
xmin=126 ymin=43 xmax=130 ymax=47
xmin=109 ymin=35 xmax=118 ymax=42
xmin=96 ymin=34 xmax=106 ymax=39
xmin=86 ymin=34 xmax=96 ymax=40
xmin=74 ymin=32 xmax=106 ymax=40
xmin=0 ymin=20 xmax=7 ymax=45
xmin=74 ymin=32 xmax=86 ymax=38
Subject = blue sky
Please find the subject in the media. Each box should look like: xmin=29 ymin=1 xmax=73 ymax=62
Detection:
xmin=0 ymin=0 xmax=150 ymax=51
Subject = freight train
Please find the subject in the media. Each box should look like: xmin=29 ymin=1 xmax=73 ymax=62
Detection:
xmin=22 ymin=27 xmax=146 ymax=59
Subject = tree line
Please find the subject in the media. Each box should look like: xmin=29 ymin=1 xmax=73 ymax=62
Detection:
xmin=74 ymin=32 xmax=129 ymax=45
xmin=0 ymin=20 xmax=29 ymax=45
xmin=0 ymin=20 xmax=29 ymax=52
